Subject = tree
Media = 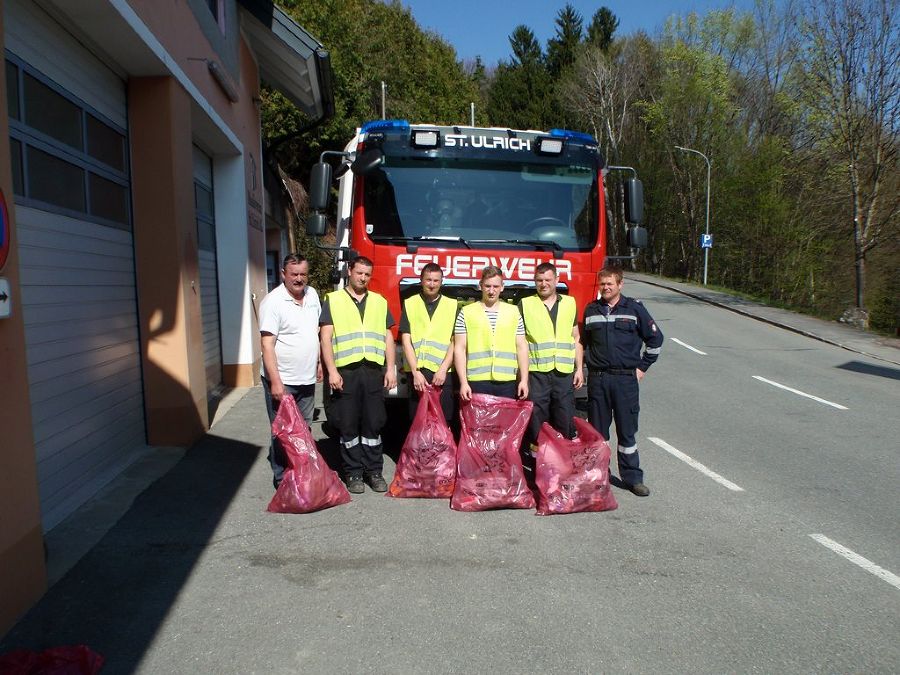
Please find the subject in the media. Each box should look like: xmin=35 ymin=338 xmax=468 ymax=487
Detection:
xmin=639 ymin=16 xmax=740 ymax=281
xmin=560 ymin=38 xmax=648 ymax=162
xmin=546 ymin=4 xmax=584 ymax=77
xmin=587 ymin=7 xmax=619 ymax=52
xmin=797 ymin=0 xmax=900 ymax=313
xmin=509 ymin=25 xmax=543 ymax=67
xmin=486 ymin=59 xmax=554 ymax=130
xmin=259 ymin=0 xmax=484 ymax=270
xmin=740 ymin=0 xmax=800 ymax=139
xmin=468 ymin=56 xmax=486 ymax=86
xmin=558 ymin=36 xmax=647 ymax=256
xmin=263 ymin=0 xmax=483 ymax=179
xmin=486 ymin=25 xmax=554 ymax=129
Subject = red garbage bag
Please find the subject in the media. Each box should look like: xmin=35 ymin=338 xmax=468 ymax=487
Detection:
xmin=0 ymin=645 xmax=104 ymax=674
xmin=534 ymin=417 xmax=618 ymax=515
xmin=267 ymin=396 xmax=351 ymax=513
xmin=388 ymin=384 xmax=457 ymax=498
xmin=450 ymin=393 xmax=535 ymax=511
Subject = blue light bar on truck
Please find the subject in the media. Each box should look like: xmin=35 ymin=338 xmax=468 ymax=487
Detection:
xmin=360 ymin=119 xmax=410 ymax=134
xmin=550 ymin=128 xmax=597 ymax=144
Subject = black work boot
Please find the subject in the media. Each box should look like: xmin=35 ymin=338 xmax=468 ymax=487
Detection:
xmin=364 ymin=472 xmax=388 ymax=492
xmin=629 ymin=482 xmax=650 ymax=497
xmin=346 ymin=475 xmax=365 ymax=494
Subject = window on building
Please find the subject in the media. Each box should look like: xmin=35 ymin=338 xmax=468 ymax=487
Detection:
xmin=87 ymin=114 xmax=126 ymax=172
xmin=7 ymin=57 xmax=131 ymax=230
xmin=6 ymin=60 xmax=19 ymax=120
xmin=23 ymin=73 xmax=83 ymax=151
xmin=89 ymin=173 xmax=129 ymax=224
xmin=9 ymin=138 xmax=23 ymax=195
xmin=27 ymin=146 xmax=86 ymax=212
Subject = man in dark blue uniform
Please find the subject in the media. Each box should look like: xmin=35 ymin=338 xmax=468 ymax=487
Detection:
xmin=582 ymin=266 xmax=663 ymax=496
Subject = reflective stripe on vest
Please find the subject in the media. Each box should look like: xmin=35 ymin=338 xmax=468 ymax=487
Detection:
xmin=328 ymin=290 xmax=387 ymax=367
xmin=462 ymin=302 xmax=519 ymax=382
xmin=520 ymin=294 xmax=576 ymax=373
xmin=403 ymin=294 xmax=456 ymax=372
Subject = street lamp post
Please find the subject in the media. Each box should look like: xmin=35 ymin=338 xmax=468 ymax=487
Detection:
xmin=674 ymin=145 xmax=711 ymax=286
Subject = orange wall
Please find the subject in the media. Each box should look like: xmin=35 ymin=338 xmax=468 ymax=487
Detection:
xmin=128 ymin=0 xmax=266 ymax=386
xmin=129 ymin=77 xmax=209 ymax=445
xmin=0 ymin=4 xmax=48 ymax=635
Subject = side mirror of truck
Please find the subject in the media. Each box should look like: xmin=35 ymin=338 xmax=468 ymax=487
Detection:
xmin=627 ymin=225 xmax=648 ymax=249
xmin=351 ymin=148 xmax=384 ymax=175
xmin=624 ymin=177 xmax=644 ymax=225
xmin=306 ymin=212 xmax=327 ymax=237
xmin=309 ymin=162 xmax=332 ymax=211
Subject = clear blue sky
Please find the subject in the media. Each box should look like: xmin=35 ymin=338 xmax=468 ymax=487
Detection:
xmin=400 ymin=0 xmax=759 ymax=66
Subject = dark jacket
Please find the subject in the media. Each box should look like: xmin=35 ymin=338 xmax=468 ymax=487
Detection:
xmin=582 ymin=295 xmax=663 ymax=371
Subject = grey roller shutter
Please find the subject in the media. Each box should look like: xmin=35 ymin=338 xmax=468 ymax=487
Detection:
xmin=193 ymin=145 xmax=223 ymax=394
xmin=7 ymin=0 xmax=146 ymax=530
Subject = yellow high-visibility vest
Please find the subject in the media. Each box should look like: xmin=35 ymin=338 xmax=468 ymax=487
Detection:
xmin=462 ymin=302 xmax=519 ymax=382
xmin=403 ymin=294 xmax=456 ymax=372
xmin=520 ymin=294 xmax=577 ymax=373
xmin=328 ymin=289 xmax=387 ymax=367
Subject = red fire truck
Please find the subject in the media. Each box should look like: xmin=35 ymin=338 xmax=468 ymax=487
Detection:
xmin=307 ymin=119 xmax=646 ymax=398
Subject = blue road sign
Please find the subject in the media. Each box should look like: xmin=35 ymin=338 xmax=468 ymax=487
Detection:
xmin=700 ymin=233 xmax=713 ymax=248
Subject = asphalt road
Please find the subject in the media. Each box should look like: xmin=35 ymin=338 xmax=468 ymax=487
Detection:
xmin=2 ymin=279 xmax=898 ymax=673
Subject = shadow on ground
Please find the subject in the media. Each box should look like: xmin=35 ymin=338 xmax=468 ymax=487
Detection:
xmin=0 ymin=433 xmax=260 ymax=671
xmin=836 ymin=360 xmax=900 ymax=381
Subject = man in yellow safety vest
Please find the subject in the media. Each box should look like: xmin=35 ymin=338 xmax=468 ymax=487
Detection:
xmin=519 ymin=262 xmax=584 ymax=450
xmin=320 ymin=256 xmax=397 ymax=494
xmin=454 ymin=265 xmax=529 ymax=402
xmin=399 ymin=262 xmax=457 ymax=423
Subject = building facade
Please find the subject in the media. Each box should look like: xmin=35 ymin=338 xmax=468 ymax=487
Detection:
xmin=0 ymin=0 xmax=331 ymax=633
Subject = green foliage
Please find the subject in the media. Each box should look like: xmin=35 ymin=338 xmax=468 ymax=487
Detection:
xmin=264 ymin=0 xmax=898 ymax=334
xmin=867 ymin=247 xmax=900 ymax=334
xmin=266 ymin=0 xmax=484 ymax=179
xmin=265 ymin=0 xmax=485 ymax=289
xmin=509 ymin=25 xmax=543 ymax=66
xmin=546 ymin=4 xmax=584 ymax=77
xmin=486 ymin=59 xmax=555 ymax=130
xmin=587 ymin=7 xmax=619 ymax=52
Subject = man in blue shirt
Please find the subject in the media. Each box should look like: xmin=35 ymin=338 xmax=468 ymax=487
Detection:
xmin=582 ymin=266 xmax=663 ymax=496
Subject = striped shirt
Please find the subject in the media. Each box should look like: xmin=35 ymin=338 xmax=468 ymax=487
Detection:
xmin=454 ymin=304 xmax=525 ymax=335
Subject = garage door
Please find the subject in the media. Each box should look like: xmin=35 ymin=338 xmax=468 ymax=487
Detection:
xmin=193 ymin=145 xmax=223 ymax=394
xmin=6 ymin=0 xmax=147 ymax=530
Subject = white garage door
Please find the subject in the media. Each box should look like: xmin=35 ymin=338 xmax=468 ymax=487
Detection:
xmin=6 ymin=0 xmax=147 ymax=530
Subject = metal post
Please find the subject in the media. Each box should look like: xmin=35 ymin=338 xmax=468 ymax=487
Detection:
xmin=470 ymin=102 xmax=475 ymax=126
xmin=674 ymin=146 xmax=712 ymax=285
xmin=381 ymin=81 xmax=386 ymax=120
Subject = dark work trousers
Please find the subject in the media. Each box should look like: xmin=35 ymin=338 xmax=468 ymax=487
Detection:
xmin=470 ymin=379 xmax=517 ymax=399
xmin=330 ymin=362 xmax=386 ymax=479
xmin=262 ymin=377 xmax=316 ymax=488
xmin=407 ymin=368 xmax=457 ymax=425
xmin=587 ymin=371 xmax=643 ymax=485
xmin=527 ymin=370 xmax=576 ymax=445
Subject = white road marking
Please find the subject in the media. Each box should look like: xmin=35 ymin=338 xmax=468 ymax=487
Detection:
xmin=671 ymin=337 xmax=707 ymax=355
xmin=809 ymin=534 xmax=900 ymax=590
xmin=752 ymin=375 xmax=848 ymax=410
xmin=648 ymin=437 xmax=744 ymax=491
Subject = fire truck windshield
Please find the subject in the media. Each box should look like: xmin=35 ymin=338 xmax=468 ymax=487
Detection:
xmin=362 ymin=158 xmax=598 ymax=251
